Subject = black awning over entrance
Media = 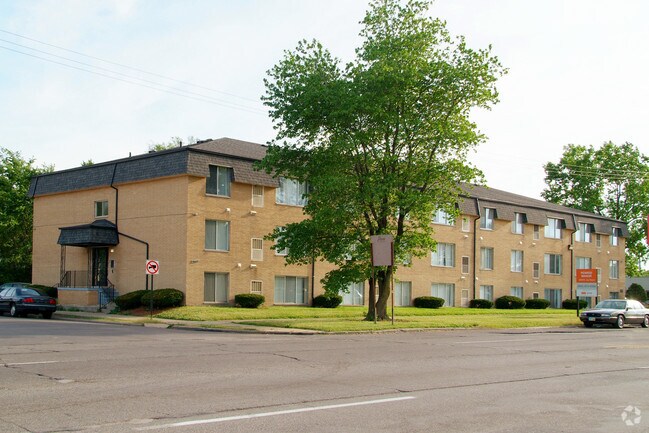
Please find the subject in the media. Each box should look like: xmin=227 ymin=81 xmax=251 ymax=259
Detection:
xmin=58 ymin=219 xmax=119 ymax=247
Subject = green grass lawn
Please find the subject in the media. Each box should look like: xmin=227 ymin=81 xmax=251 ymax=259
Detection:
xmin=156 ymin=306 xmax=582 ymax=332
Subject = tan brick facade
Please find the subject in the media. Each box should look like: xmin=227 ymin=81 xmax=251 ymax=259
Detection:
xmin=30 ymin=139 xmax=627 ymax=308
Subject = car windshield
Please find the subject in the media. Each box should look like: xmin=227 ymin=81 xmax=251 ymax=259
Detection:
xmin=595 ymin=300 xmax=626 ymax=310
xmin=16 ymin=288 xmax=43 ymax=297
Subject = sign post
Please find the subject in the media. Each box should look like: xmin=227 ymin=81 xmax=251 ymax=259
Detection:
xmin=145 ymin=260 xmax=160 ymax=319
xmin=370 ymin=235 xmax=394 ymax=325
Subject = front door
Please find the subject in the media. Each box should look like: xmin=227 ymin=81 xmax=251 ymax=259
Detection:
xmin=91 ymin=248 xmax=109 ymax=287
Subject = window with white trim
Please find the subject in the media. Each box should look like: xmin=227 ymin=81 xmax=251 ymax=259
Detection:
xmin=609 ymin=260 xmax=619 ymax=279
xmin=275 ymin=226 xmax=288 ymax=256
xmin=533 ymin=262 xmax=540 ymax=279
xmin=544 ymin=253 xmax=562 ymax=275
xmin=480 ymin=208 xmax=495 ymax=230
xmin=250 ymin=280 xmax=263 ymax=295
xmin=461 ymin=217 xmax=470 ymax=232
xmin=432 ymin=209 xmax=453 ymax=226
xmin=431 ymin=283 xmax=455 ymax=307
xmin=575 ymin=256 xmax=592 ymax=270
xmin=480 ymin=247 xmax=494 ymax=270
xmin=341 ymin=282 xmax=364 ymax=305
xmin=533 ymin=225 xmax=540 ymax=240
xmin=511 ymin=287 xmax=523 ymax=298
xmin=575 ymin=223 xmax=592 ymax=243
xmin=596 ymin=234 xmax=602 ymax=248
xmin=94 ymin=200 xmax=108 ymax=218
xmin=461 ymin=256 xmax=470 ymax=274
xmin=512 ymin=213 xmax=524 ymax=234
xmin=511 ymin=250 xmax=523 ymax=272
xmin=544 ymin=288 xmax=562 ymax=308
xmin=206 ymin=165 xmax=232 ymax=197
xmin=204 ymin=272 xmax=229 ymax=303
xmin=479 ymin=285 xmax=494 ymax=301
xmin=205 ymin=220 xmax=230 ymax=251
xmin=251 ymin=238 xmax=263 ymax=261
xmin=544 ymin=218 xmax=562 ymax=239
xmin=610 ymin=228 xmax=620 ymax=246
xmin=394 ymin=281 xmax=411 ymax=306
xmin=432 ymin=243 xmax=455 ymax=267
xmin=276 ymin=177 xmax=307 ymax=206
xmin=274 ymin=276 xmax=308 ymax=304
xmin=252 ymin=185 xmax=264 ymax=207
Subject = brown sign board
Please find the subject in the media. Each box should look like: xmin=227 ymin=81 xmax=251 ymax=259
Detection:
xmin=370 ymin=235 xmax=394 ymax=267
xmin=576 ymin=269 xmax=597 ymax=283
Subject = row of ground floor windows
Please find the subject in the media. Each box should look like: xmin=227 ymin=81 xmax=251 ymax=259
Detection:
xmin=203 ymin=273 xmax=618 ymax=308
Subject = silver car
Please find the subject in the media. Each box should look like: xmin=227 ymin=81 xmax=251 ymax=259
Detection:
xmin=580 ymin=299 xmax=649 ymax=328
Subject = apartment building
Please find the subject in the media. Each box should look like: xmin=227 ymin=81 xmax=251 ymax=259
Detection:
xmin=29 ymin=138 xmax=627 ymax=308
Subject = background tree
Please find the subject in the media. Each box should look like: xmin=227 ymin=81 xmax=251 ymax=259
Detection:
xmin=542 ymin=142 xmax=649 ymax=275
xmin=148 ymin=136 xmax=198 ymax=152
xmin=0 ymin=149 xmax=52 ymax=283
xmin=259 ymin=0 xmax=505 ymax=320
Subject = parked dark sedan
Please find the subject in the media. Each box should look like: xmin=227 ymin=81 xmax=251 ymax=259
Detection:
xmin=579 ymin=299 xmax=649 ymax=328
xmin=0 ymin=286 xmax=57 ymax=319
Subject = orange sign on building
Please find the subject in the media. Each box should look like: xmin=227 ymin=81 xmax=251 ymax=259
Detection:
xmin=576 ymin=269 xmax=597 ymax=283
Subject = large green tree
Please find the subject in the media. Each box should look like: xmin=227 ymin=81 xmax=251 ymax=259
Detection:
xmin=259 ymin=0 xmax=505 ymax=320
xmin=542 ymin=142 xmax=649 ymax=275
xmin=0 ymin=149 xmax=51 ymax=283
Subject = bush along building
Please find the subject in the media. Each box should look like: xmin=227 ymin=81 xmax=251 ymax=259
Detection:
xmin=29 ymin=138 xmax=628 ymax=309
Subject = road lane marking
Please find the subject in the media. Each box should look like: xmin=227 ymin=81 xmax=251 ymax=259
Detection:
xmin=135 ymin=396 xmax=416 ymax=431
xmin=4 ymin=361 xmax=60 ymax=366
xmin=455 ymin=339 xmax=532 ymax=344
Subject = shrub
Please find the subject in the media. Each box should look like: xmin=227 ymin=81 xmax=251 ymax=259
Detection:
xmin=140 ymin=288 xmax=184 ymax=309
xmin=114 ymin=290 xmax=148 ymax=310
xmin=495 ymin=296 xmax=525 ymax=309
xmin=469 ymin=299 xmax=493 ymax=309
xmin=626 ymin=283 xmax=648 ymax=303
xmin=525 ymin=298 xmax=550 ymax=309
xmin=562 ymin=298 xmax=588 ymax=310
xmin=313 ymin=293 xmax=343 ymax=308
xmin=29 ymin=284 xmax=58 ymax=298
xmin=413 ymin=296 xmax=445 ymax=309
xmin=235 ymin=293 xmax=265 ymax=308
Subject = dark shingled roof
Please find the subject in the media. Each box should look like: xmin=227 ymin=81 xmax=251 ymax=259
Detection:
xmin=58 ymin=219 xmax=119 ymax=247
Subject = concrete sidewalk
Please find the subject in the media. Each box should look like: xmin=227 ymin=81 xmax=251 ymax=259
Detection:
xmin=53 ymin=310 xmax=322 ymax=334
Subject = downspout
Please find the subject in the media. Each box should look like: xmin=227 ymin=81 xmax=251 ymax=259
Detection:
xmin=473 ymin=198 xmax=481 ymax=301
xmin=311 ymin=257 xmax=316 ymax=305
xmin=570 ymin=214 xmax=577 ymax=300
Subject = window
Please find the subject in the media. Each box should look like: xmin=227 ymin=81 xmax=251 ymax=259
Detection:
xmin=609 ymin=260 xmax=619 ymax=279
xmin=480 ymin=247 xmax=494 ymax=270
xmin=204 ymin=272 xmax=229 ymax=303
xmin=251 ymin=238 xmax=263 ymax=261
xmin=275 ymin=227 xmax=288 ymax=256
xmin=461 ymin=217 xmax=470 ymax=232
xmin=533 ymin=262 xmax=540 ymax=279
xmin=596 ymin=234 xmax=602 ymax=248
xmin=432 ymin=210 xmax=453 ymax=226
xmin=250 ymin=280 xmax=263 ymax=295
xmin=252 ymin=185 xmax=264 ymax=207
xmin=610 ymin=228 xmax=620 ymax=246
xmin=479 ymin=285 xmax=493 ymax=301
xmin=274 ymin=276 xmax=308 ymax=304
xmin=511 ymin=250 xmax=523 ymax=272
xmin=461 ymin=289 xmax=470 ymax=307
xmin=94 ymin=200 xmax=108 ymax=218
xmin=544 ymin=288 xmax=562 ymax=308
xmin=544 ymin=218 xmax=562 ymax=239
xmin=512 ymin=213 xmax=524 ymax=234
xmin=532 ymin=292 xmax=540 ymax=299
xmin=431 ymin=283 xmax=455 ymax=307
xmin=533 ymin=225 xmax=540 ymax=240
xmin=575 ymin=256 xmax=592 ymax=270
xmin=511 ymin=287 xmax=523 ymax=298
xmin=544 ymin=253 xmax=562 ymax=275
xmin=394 ymin=281 xmax=412 ymax=306
xmin=461 ymin=256 xmax=470 ymax=274
xmin=575 ymin=223 xmax=592 ymax=243
xmin=341 ymin=282 xmax=364 ymax=305
xmin=609 ymin=291 xmax=619 ymax=299
xmin=206 ymin=165 xmax=232 ymax=197
xmin=480 ymin=208 xmax=495 ymax=230
xmin=596 ymin=267 xmax=602 ymax=283
xmin=431 ymin=243 xmax=455 ymax=267
xmin=276 ymin=177 xmax=308 ymax=206
xmin=205 ymin=220 xmax=230 ymax=251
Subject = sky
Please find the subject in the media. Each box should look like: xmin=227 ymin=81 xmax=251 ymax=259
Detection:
xmin=1 ymin=0 xmax=649 ymax=200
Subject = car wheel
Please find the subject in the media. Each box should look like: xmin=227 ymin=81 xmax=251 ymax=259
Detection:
xmin=615 ymin=315 xmax=625 ymax=329
xmin=642 ymin=315 xmax=649 ymax=328
xmin=42 ymin=312 xmax=53 ymax=320
xmin=9 ymin=304 xmax=19 ymax=318
xmin=583 ymin=322 xmax=594 ymax=328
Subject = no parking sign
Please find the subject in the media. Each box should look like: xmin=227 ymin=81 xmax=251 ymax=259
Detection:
xmin=145 ymin=260 xmax=160 ymax=275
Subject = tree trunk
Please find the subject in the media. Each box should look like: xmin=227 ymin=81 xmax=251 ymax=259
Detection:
xmin=365 ymin=268 xmax=391 ymax=321
xmin=365 ymin=276 xmax=377 ymax=321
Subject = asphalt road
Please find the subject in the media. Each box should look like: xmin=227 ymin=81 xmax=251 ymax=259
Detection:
xmin=1 ymin=316 xmax=648 ymax=433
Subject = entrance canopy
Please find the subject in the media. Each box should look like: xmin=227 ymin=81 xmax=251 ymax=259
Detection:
xmin=58 ymin=219 xmax=119 ymax=247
